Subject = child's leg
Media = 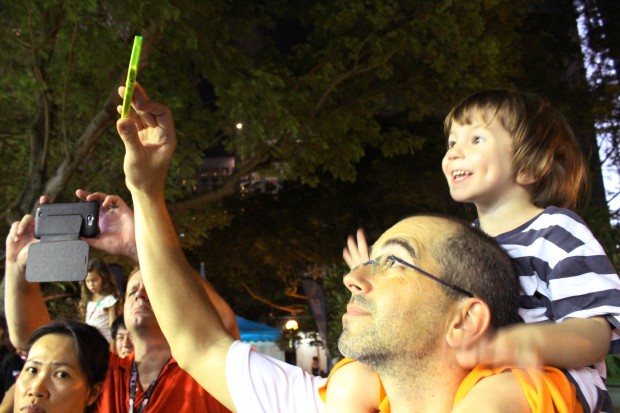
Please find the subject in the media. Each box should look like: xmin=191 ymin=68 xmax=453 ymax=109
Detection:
xmin=324 ymin=360 xmax=381 ymax=413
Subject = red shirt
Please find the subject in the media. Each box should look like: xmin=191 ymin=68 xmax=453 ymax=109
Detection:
xmin=96 ymin=352 xmax=230 ymax=413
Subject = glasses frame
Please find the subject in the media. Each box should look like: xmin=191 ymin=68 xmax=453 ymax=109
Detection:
xmin=356 ymin=254 xmax=474 ymax=298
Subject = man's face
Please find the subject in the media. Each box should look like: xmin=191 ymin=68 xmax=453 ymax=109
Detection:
xmin=115 ymin=327 xmax=134 ymax=358
xmin=338 ymin=217 xmax=455 ymax=370
xmin=124 ymin=270 xmax=157 ymax=333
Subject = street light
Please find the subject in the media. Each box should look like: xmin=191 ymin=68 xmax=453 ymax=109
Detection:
xmin=284 ymin=318 xmax=299 ymax=366
xmin=285 ymin=319 xmax=298 ymax=331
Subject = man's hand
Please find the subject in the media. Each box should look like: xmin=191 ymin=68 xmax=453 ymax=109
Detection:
xmin=343 ymin=228 xmax=370 ymax=269
xmin=75 ymin=189 xmax=138 ymax=263
xmin=116 ymin=82 xmax=177 ymax=196
xmin=5 ymin=215 xmax=37 ymax=272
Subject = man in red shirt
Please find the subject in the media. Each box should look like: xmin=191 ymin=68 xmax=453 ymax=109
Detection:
xmin=5 ymin=195 xmax=237 ymax=413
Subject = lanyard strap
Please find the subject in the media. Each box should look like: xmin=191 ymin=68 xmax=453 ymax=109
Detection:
xmin=129 ymin=357 xmax=171 ymax=413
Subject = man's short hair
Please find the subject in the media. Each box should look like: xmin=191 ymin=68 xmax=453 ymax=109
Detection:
xmin=111 ymin=314 xmax=126 ymax=340
xmin=430 ymin=215 xmax=521 ymax=329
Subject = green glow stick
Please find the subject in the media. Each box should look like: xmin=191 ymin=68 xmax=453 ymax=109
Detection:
xmin=121 ymin=35 xmax=143 ymax=118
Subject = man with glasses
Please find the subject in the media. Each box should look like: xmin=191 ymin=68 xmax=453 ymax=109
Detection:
xmin=103 ymin=84 xmax=580 ymax=412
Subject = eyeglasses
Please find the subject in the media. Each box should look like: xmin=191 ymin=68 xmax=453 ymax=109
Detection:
xmin=352 ymin=254 xmax=474 ymax=297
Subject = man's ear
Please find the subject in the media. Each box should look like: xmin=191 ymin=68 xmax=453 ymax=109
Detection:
xmin=446 ymin=299 xmax=493 ymax=369
xmin=445 ymin=298 xmax=491 ymax=349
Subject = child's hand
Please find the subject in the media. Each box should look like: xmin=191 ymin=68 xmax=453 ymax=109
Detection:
xmin=343 ymin=228 xmax=370 ymax=269
xmin=456 ymin=323 xmax=544 ymax=369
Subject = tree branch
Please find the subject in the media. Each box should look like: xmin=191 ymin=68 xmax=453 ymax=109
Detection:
xmin=240 ymin=282 xmax=306 ymax=314
xmin=171 ymin=152 xmax=272 ymax=212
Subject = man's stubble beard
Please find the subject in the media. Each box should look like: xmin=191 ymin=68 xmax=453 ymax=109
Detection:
xmin=337 ymin=309 xmax=443 ymax=375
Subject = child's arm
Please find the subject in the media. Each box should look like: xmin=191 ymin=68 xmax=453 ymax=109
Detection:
xmin=324 ymin=360 xmax=380 ymax=413
xmin=107 ymin=301 xmax=118 ymax=328
xmin=460 ymin=317 xmax=611 ymax=369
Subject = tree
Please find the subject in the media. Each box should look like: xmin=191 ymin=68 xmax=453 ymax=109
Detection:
xmin=185 ymin=0 xmax=620 ymax=354
xmin=187 ymin=126 xmax=466 ymax=351
xmin=0 ymin=0 xmax=530 ymax=251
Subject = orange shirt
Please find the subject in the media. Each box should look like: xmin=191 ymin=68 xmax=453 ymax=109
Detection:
xmin=321 ymin=358 xmax=582 ymax=413
xmin=95 ymin=352 xmax=230 ymax=413
xmin=455 ymin=365 xmax=583 ymax=413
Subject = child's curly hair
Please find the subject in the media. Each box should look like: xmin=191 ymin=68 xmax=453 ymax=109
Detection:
xmin=78 ymin=258 xmax=119 ymax=319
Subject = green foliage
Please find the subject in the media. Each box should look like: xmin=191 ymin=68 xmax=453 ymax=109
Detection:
xmin=606 ymin=355 xmax=620 ymax=385
xmin=322 ymin=265 xmax=352 ymax=358
xmin=8 ymin=1 xmax=597 ymax=353
xmin=1 ymin=0 xmax=527 ymax=226
xmin=41 ymin=281 xmax=80 ymax=321
xmin=187 ymin=129 xmax=465 ymax=353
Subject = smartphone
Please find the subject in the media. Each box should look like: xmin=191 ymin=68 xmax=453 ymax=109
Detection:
xmin=34 ymin=201 xmax=100 ymax=239
xmin=121 ymin=35 xmax=143 ymax=118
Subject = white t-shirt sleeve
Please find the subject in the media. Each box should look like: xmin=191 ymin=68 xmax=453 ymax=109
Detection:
xmin=225 ymin=340 xmax=327 ymax=413
xmin=100 ymin=294 xmax=118 ymax=309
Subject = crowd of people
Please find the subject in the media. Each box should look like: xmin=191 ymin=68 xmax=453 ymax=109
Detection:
xmin=2 ymin=83 xmax=620 ymax=413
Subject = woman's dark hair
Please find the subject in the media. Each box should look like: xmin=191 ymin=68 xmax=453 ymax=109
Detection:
xmin=27 ymin=321 xmax=109 ymax=411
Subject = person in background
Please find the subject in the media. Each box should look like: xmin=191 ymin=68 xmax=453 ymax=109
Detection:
xmin=79 ymin=258 xmax=120 ymax=342
xmin=0 ymin=317 xmax=23 ymax=402
xmin=5 ymin=191 xmax=238 ymax=412
xmin=13 ymin=320 xmax=109 ymax=413
xmin=311 ymin=357 xmax=320 ymax=376
xmin=111 ymin=314 xmax=134 ymax=358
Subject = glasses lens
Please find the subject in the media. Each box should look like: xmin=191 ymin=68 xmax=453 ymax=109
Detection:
xmin=370 ymin=255 xmax=390 ymax=274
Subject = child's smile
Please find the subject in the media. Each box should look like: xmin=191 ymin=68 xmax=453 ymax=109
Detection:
xmin=442 ymin=114 xmax=517 ymax=209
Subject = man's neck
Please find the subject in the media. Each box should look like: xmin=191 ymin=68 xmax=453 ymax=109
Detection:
xmin=132 ymin=332 xmax=172 ymax=389
xmin=375 ymin=360 xmax=465 ymax=412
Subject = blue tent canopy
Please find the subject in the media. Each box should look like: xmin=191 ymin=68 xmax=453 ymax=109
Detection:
xmin=236 ymin=316 xmax=281 ymax=342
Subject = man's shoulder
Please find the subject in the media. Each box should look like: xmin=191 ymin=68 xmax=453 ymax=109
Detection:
xmin=107 ymin=351 xmax=134 ymax=373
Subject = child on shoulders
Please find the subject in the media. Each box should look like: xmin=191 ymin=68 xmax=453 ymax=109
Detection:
xmin=327 ymin=89 xmax=620 ymax=412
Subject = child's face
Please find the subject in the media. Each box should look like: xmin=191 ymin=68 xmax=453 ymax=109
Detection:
xmin=85 ymin=271 xmax=103 ymax=295
xmin=441 ymin=113 xmax=517 ymax=208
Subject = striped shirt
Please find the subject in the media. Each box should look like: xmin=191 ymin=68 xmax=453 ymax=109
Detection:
xmin=482 ymin=206 xmax=620 ymax=413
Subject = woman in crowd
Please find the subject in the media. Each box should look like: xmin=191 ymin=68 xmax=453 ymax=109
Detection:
xmin=13 ymin=320 xmax=109 ymax=413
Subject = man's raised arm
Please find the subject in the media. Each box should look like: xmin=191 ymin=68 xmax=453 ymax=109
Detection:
xmin=4 ymin=216 xmax=51 ymax=349
xmin=115 ymin=83 xmax=236 ymax=409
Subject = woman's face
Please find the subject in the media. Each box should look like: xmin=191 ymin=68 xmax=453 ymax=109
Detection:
xmin=15 ymin=334 xmax=101 ymax=413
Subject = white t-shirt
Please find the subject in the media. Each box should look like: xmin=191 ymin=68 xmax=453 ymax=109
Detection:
xmin=225 ymin=340 xmax=327 ymax=413
xmin=85 ymin=294 xmax=117 ymax=342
